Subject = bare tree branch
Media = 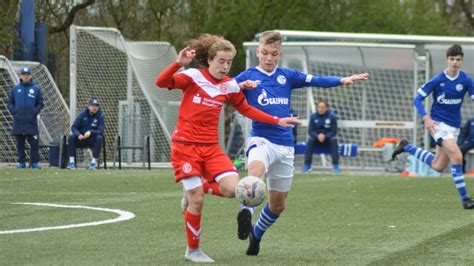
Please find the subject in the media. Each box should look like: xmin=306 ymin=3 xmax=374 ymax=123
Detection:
xmin=49 ymin=0 xmax=96 ymax=34
xmin=459 ymin=0 xmax=474 ymax=30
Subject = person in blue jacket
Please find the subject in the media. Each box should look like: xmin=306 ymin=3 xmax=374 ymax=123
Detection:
xmin=67 ymin=98 xmax=105 ymax=170
xmin=458 ymin=118 xmax=474 ymax=173
xmin=302 ymin=99 xmax=340 ymax=174
xmin=7 ymin=67 xmax=44 ymax=169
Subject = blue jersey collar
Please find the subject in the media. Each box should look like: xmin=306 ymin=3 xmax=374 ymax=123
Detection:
xmin=444 ymin=69 xmax=460 ymax=81
xmin=256 ymin=66 xmax=277 ymax=76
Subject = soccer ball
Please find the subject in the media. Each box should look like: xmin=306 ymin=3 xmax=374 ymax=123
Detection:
xmin=235 ymin=176 xmax=267 ymax=207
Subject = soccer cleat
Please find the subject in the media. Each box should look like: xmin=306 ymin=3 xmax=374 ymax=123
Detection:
xmin=31 ymin=162 xmax=41 ymax=169
xmin=237 ymin=208 xmax=252 ymax=240
xmin=391 ymin=139 xmax=409 ymax=161
xmin=17 ymin=162 xmax=26 ymax=169
xmin=332 ymin=165 xmax=341 ymax=175
xmin=66 ymin=162 xmax=76 ymax=170
xmin=463 ymin=198 xmax=474 ymax=209
xmin=180 ymin=193 xmax=189 ymax=214
xmin=184 ymin=247 xmax=214 ymax=263
xmin=87 ymin=162 xmax=97 ymax=170
xmin=301 ymin=164 xmax=312 ymax=174
xmin=246 ymin=229 xmax=261 ymax=256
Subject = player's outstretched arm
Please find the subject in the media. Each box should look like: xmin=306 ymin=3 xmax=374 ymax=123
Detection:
xmin=340 ymin=72 xmax=369 ymax=85
xmin=278 ymin=117 xmax=301 ymax=128
xmin=238 ymin=80 xmax=257 ymax=90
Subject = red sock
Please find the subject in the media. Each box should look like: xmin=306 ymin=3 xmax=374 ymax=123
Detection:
xmin=202 ymin=179 xmax=223 ymax=197
xmin=184 ymin=211 xmax=201 ymax=249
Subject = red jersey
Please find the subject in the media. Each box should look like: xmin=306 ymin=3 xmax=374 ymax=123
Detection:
xmin=156 ymin=62 xmax=279 ymax=145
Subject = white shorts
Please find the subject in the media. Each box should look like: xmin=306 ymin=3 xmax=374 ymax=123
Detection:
xmin=246 ymin=137 xmax=294 ymax=192
xmin=431 ymin=122 xmax=459 ymax=143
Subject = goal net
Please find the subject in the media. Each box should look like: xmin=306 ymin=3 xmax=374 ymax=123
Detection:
xmin=236 ymin=31 xmax=474 ymax=171
xmin=70 ymin=26 xmax=182 ymax=164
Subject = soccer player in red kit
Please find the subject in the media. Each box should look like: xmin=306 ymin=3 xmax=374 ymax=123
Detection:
xmin=155 ymin=34 xmax=300 ymax=263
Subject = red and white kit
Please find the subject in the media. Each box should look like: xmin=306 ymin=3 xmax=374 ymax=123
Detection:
xmin=156 ymin=62 xmax=279 ymax=183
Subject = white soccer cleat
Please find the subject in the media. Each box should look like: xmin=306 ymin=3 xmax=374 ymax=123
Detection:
xmin=184 ymin=247 xmax=214 ymax=263
xmin=180 ymin=193 xmax=189 ymax=214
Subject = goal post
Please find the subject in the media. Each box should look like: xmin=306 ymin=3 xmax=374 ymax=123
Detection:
xmin=70 ymin=25 xmax=182 ymax=164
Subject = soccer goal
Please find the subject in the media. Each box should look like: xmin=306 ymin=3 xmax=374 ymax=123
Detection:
xmin=238 ymin=31 xmax=474 ymax=170
xmin=70 ymin=25 xmax=183 ymax=165
xmin=0 ymin=56 xmax=70 ymax=163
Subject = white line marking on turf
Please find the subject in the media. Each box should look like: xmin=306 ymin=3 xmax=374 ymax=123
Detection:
xmin=0 ymin=202 xmax=135 ymax=235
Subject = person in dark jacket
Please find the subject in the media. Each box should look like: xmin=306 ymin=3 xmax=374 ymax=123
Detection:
xmin=67 ymin=98 xmax=105 ymax=170
xmin=458 ymin=118 xmax=474 ymax=173
xmin=7 ymin=67 xmax=44 ymax=169
xmin=302 ymin=99 xmax=340 ymax=174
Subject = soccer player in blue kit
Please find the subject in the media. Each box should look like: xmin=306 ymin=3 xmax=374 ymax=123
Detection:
xmin=235 ymin=31 xmax=369 ymax=255
xmin=392 ymin=44 xmax=474 ymax=210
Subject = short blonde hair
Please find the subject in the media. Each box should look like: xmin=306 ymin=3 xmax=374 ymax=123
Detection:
xmin=187 ymin=34 xmax=236 ymax=67
xmin=259 ymin=31 xmax=282 ymax=46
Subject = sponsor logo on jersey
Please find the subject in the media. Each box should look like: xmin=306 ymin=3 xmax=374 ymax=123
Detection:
xmin=456 ymin=84 xmax=463 ymax=91
xmin=257 ymin=89 xmax=289 ymax=106
xmin=277 ymin=75 xmax=287 ymax=85
xmin=436 ymin=93 xmax=462 ymax=105
xmin=182 ymin=162 xmax=192 ymax=174
xmin=193 ymin=93 xmax=202 ymax=104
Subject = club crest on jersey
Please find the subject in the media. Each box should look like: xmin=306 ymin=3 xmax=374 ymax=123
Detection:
xmin=193 ymin=93 xmax=202 ymax=104
xmin=277 ymin=75 xmax=287 ymax=85
xmin=220 ymin=83 xmax=228 ymax=93
xmin=182 ymin=162 xmax=192 ymax=174
xmin=257 ymin=89 xmax=289 ymax=106
xmin=456 ymin=84 xmax=463 ymax=91
xmin=440 ymin=83 xmax=445 ymax=87
xmin=29 ymin=89 xmax=34 ymax=94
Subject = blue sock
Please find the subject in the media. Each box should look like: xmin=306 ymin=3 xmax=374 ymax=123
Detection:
xmin=253 ymin=203 xmax=279 ymax=241
xmin=451 ymin=164 xmax=469 ymax=202
xmin=404 ymin=144 xmax=434 ymax=167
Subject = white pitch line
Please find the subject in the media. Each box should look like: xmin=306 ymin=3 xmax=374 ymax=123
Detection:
xmin=0 ymin=202 xmax=135 ymax=235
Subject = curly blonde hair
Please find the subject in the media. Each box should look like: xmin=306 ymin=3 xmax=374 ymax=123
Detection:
xmin=187 ymin=34 xmax=236 ymax=67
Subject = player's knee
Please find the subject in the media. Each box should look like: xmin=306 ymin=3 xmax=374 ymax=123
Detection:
xmin=219 ymin=185 xmax=235 ymax=198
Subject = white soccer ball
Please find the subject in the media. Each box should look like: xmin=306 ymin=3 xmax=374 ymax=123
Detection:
xmin=235 ymin=176 xmax=267 ymax=207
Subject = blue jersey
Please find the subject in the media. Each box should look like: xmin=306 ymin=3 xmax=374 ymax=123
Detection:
xmin=416 ymin=70 xmax=474 ymax=128
xmin=235 ymin=67 xmax=341 ymax=146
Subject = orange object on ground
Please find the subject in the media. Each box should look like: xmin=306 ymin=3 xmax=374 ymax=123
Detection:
xmin=372 ymin=137 xmax=401 ymax=148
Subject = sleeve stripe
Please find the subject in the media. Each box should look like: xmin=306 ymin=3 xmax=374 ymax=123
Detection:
xmin=417 ymin=88 xmax=427 ymax=97
xmin=305 ymin=74 xmax=313 ymax=83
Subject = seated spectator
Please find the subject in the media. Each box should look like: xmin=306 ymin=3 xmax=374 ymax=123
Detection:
xmin=302 ymin=99 xmax=340 ymax=174
xmin=458 ymin=118 xmax=474 ymax=173
xmin=67 ymin=98 xmax=105 ymax=170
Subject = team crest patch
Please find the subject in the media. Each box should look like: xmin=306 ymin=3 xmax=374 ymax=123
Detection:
xmin=29 ymin=89 xmax=34 ymax=94
xmin=277 ymin=75 xmax=286 ymax=85
xmin=456 ymin=84 xmax=463 ymax=91
xmin=182 ymin=162 xmax=192 ymax=174
xmin=220 ymin=83 xmax=228 ymax=93
xmin=325 ymin=119 xmax=331 ymax=124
